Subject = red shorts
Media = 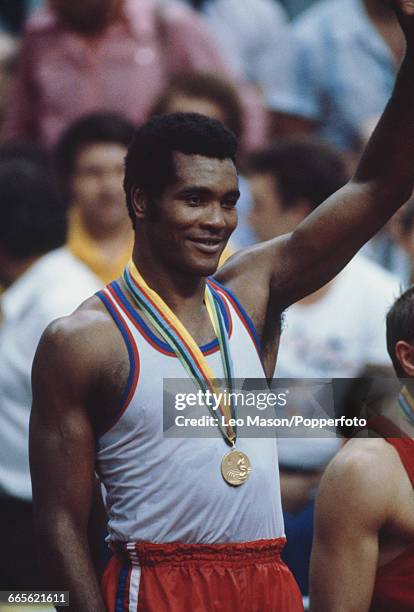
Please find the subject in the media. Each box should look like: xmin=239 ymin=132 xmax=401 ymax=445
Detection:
xmin=102 ymin=538 xmax=303 ymax=611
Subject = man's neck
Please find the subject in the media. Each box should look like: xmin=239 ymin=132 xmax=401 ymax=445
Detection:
xmin=131 ymin=248 xmax=206 ymax=317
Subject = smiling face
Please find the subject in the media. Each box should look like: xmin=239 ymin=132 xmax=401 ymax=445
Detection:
xmin=135 ymin=152 xmax=239 ymax=277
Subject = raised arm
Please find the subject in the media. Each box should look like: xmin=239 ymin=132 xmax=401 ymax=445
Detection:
xmin=218 ymin=1 xmax=414 ymax=313
xmin=309 ymin=439 xmax=397 ymax=612
xmin=29 ymin=318 xmax=106 ymax=612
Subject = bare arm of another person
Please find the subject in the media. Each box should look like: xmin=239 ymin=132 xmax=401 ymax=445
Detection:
xmin=29 ymin=312 xmax=108 ymax=612
xmin=218 ymin=1 xmax=414 ymax=314
xmin=309 ymin=439 xmax=398 ymax=612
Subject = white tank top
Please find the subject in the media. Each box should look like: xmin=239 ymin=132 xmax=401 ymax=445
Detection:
xmin=96 ymin=278 xmax=285 ymax=544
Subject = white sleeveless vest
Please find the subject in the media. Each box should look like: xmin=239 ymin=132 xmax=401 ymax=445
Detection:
xmin=96 ymin=278 xmax=285 ymax=544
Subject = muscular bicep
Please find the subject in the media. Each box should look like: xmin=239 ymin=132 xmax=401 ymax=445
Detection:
xmin=29 ymin=310 xmax=109 ymax=611
xmin=310 ymin=441 xmax=395 ymax=612
xmin=221 ymin=176 xmax=406 ymax=314
xmin=310 ymin=491 xmax=379 ymax=612
xmin=29 ymin=321 xmax=97 ymax=536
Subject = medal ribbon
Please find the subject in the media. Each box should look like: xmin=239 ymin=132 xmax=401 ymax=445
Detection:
xmin=399 ymin=386 xmax=414 ymax=425
xmin=123 ymin=260 xmax=236 ymax=446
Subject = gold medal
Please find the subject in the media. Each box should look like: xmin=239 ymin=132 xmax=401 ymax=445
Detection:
xmin=221 ymin=450 xmax=251 ymax=486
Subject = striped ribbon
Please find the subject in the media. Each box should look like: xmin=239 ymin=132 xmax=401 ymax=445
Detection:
xmin=399 ymin=386 xmax=414 ymax=426
xmin=123 ymin=260 xmax=236 ymax=446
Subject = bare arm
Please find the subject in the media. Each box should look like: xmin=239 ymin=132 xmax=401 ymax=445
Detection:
xmin=29 ymin=318 xmax=106 ymax=612
xmin=219 ymin=1 xmax=414 ymax=313
xmin=309 ymin=439 xmax=396 ymax=612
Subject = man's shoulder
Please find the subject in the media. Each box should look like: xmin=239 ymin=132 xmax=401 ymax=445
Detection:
xmin=214 ymin=242 xmax=272 ymax=304
xmin=318 ymin=437 xmax=403 ymax=525
xmin=39 ymin=293 xmax=117 ymax=370
xmin=332 ymin=436 xmax=399 ymax=475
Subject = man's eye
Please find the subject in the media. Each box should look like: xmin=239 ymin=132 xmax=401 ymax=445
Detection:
xmin=186 ymin=195 xmax=202 ymax=205
xmin=223 ymin=198 xmax=237 ymax=208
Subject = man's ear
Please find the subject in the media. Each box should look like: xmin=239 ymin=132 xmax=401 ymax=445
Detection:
xmin=395 ymin=340 xmax=414 ymax=377
xmin=131 ymin=187 xmax=148 ymax=220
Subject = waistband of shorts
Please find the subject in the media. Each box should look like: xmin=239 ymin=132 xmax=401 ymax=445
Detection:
xmin=113 ymin=538 xmax=287 ymax=567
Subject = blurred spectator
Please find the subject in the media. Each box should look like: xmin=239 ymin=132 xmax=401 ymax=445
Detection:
xmin=0 ymin=144 xmax=100 ymax=589
xmin=248 ymin=136 xmax=401 ymax=378
xmin=153 ymin=71 xmax=244 ymax=143
xmin=0 ymin=32 xmax=18 ymax=133
xmin=2 ymin=0 xmax=235 ymax=148
xmin=152 ymin=71 xmax=258 ymax=246
xmin=268 ymin=0 xmax=404 ymax=152
xmin=178 ymin=0 xmax=295 ymax=94
xmin=389 ymin=196 xmax=414 ymax=287
xmin=361 ymin=210 xmax=412 ymax=287
xmin=55 ymin=112 xmax=135 ymax=284
xmin=247 ymin=136 xmax=401 ymax=596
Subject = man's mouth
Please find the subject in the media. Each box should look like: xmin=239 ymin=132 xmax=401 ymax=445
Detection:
xmin=188 ymin=237 xmax=224 ymax=254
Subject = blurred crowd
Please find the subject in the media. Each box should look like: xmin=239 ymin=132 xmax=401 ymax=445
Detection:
xmin=0 ymin=0 xmax=412 ymax=606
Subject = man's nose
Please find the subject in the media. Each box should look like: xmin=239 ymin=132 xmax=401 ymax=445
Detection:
xmin=201 ymin=202 xmax=227 ymax=229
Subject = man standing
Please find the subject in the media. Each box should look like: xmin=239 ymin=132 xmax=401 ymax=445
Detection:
xmin=310 ymin=287 xmax=414 ymax=611
xmin=30 ymin=3 xmax=414 ymax=610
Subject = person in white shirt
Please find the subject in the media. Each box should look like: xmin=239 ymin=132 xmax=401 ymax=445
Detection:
xmin=0 ymin=145 xmax=100 ymax=589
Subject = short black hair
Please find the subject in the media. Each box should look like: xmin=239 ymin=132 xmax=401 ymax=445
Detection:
xmin=54 ymin=111 xmax=135 ymax=186
xmin=151 ymin=72 xmax=243 ymax=140
xmin=386 ymin=287 xmax=414 ymax=378
xmin=248 ymin=136 xmax=348 ymax=210
xmin=0 ymin=143 xmax=66 ymax=259
xmin=124 ymin=112 xmax=238 ymax=226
